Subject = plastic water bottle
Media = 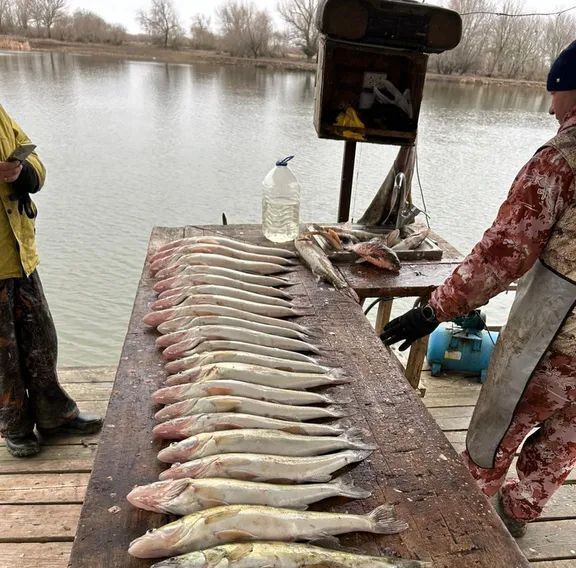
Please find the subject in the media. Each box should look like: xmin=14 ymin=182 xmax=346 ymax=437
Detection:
xmin=262 ymin=156 xmax=301 ymax=243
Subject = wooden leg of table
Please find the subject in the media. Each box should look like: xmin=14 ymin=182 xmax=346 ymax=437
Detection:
xmin=405 ymin=336 xmax=430 ymax=390
xmin=375 ymin=300 xmax=393 ymax=334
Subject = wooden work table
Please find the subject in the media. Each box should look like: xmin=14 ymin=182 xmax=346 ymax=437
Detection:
xmin=69 ymin=225 xmax=528 ymax=568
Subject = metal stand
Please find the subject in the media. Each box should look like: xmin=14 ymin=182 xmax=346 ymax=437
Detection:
xmin=338 ymin=140 xmax=357 ymax=222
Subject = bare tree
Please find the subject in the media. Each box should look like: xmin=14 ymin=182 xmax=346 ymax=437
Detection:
xmin=277 ymin=0 xmax=319 ymax=61
xmin=433 ymin=0 xmax=494 ymax=74
xmin=544 ymin=13 xmax=575 ymax=64
xmin=137 ymin=0 xmax=183 ymax=48
xmin=35 ymin=0 xmax=67 ymax=38
xmin=486 ymin=0 xmax=519 ymax=76
xmin=0 ymin=0 xmax=13 ymax=32
xmin=217 ymin=1 xmax=274 ymax=58
xmin=190 ymin=14 xmax=216 ymax=50
xmin=13 ymin=0 xmax=35 ymax=31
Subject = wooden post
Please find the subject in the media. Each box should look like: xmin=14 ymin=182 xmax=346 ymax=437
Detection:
xmin=375 ymin=299 xmax=394 ymax=334
xmin=405 ymin=336 xmax=430 ymax=390
xmin=338 ymin=140 xmax=357 ymax=222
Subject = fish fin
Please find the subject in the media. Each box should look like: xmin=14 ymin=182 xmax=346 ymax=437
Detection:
xmin=338 ymin=287 xmax=360 ymax=304
xmin=200 ymin=498 xmax=231 ymax=508
xmin=292 ymin=307 xmax=315 ymax=317
xmin=308 ymin=535 xmax=341 ymax=548
xmin=215 ymin=529 xmax=257 ymax=541
xmin=350 ymin=449 xmax=374 ymax=462
xmin=368 ymin=504 xmax=409 ymax=534
xmin=355 ymin=257 xmax=367 ymax=264
xmin=342 ymin=427 xmax=378 ymax=451
xmin=329 ymin=475 xmax=372 ymax=500
xmin=326 ymin=406 xmax=350 ymax=418
xmin=163 ymin=478 xmax=192 ymax=501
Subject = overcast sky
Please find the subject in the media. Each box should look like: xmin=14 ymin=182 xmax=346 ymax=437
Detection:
xmin=66 ymin=0 xmax=576 ymax=35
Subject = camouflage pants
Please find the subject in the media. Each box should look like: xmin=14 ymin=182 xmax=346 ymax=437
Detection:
xmin=462 ymin=351 xmax=576 ymax=522
xmin=0 ymin=271 xmax=78 ymax=436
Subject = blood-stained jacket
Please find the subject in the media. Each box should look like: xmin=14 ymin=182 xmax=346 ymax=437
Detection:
xmin=430 ymin=107 xmax=576 ymax=354
xmin=0 ymin=105 xmax=45 ymax=279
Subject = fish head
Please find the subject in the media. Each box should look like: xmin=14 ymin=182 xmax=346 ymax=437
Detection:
xmin=152 ymin=416 xmax=193 ymax=440
xmin=351 ymin=240 xmax=401 ymax=273
xmin=128 ymin=517 xmax=202 ymax=559
xmin=147 ymin=551 xmax=208 ymax=567
xmin=126 ymin=479 xmax=191 ymax=514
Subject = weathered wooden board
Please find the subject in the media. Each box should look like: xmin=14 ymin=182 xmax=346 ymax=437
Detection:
xmin=518 ymin=520 xmax=576 ymax=560
xmin=0 ymin=504 xmax=80 ymax=542
xmin=0 ymin=445 xmax=97 ymax=474
xmin=531 ymin=562 xmax=576 ymax=567
xmin=69 ymin=225 xmax=528 ymax=568
xmin=0 ymin=543 xmax=72 ymax=568
xmin=0 ymin=473 xmax=89 ymax=504
xmin=59 ymin=383 xmax=113 ymax=401
xmin=58 ymin=367 xmax=116 ymax=384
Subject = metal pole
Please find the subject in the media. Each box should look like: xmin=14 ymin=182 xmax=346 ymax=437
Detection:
xmin=338 ymin=140 xmax=357 ymax=222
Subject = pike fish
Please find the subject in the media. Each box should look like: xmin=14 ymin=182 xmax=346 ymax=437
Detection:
xmin=154 ymin=396 xmax=347 ymax=423
xmin=150 ymin=244 xmax=296 ymax=273
xmin=154 ymin=254 xmax=295 ymax=279
xmin=163 ymin=363 xmax=345 ymax=390
xmin=392 ymin=228 xmax=430 ymax=251
xmin=152 ymin=285 xmax=294 ymax=311
xmin=154 ymin=265 xmax=291 ymax=293
xmin=294 ymin=237 xmax=359 ymax=303
xmin=148 ymin=294 xmax=308 ymax=320
xmin=157 ymin=317 xmax=310 ymax=345
xmin=157 ymin=429 xmax=374 ymax=463
xmin=153 ymin=380 xmax=336 ymax=407
xmin=149 ymin=542 xmax=431 ymax=568
xmin=152 ymin=413 xmax=345 ymax=440
xmin=172 ymin=340 xmax=319 ymax=367
xmin=153 ymin=235 xmax=296 ymax=259
xmin=161 ymin=327 xmax=320 ymax=360
xmin=153 ymin=273 xmax=292 ymax=300
xmin=348 ymin=239 xmax=401 ymax=273
xmin=145 ymin=304 xmax=309 ymax=333
xmin=158 ymin=450 xmax=372 ymax=483
xmin=164 ymin=351 xmax=327 ymax=375
xmin=128 ymin=477 xmax=370 ymax=516
xmin=128 ymin=504 xmax=408 ymax=558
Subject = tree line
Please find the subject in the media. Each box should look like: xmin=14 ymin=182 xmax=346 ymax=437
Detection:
xmin=432 ymin=0 xmax=575 ymax=81
xmin=0 ymin=0 xmax=573 ymax=81
xmin=0 ymin=0 xmax=126 ymax=43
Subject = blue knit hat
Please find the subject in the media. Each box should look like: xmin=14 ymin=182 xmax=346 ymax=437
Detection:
xmin=547 ymin=40 xmax=576 ymax=92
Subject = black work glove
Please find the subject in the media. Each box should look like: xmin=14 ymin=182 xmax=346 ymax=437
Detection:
xmin=8 ymin=161 xmax=40 ymax=219
xmin=380 ymin=304 xmax=439 ymax=351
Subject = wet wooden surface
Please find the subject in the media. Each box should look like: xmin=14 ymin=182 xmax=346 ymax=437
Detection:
xmin=65 ymin=225 xmax=530 ymax=567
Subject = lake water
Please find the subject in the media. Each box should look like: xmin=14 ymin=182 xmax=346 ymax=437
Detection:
xmin=0 ymin=51 xmax=554 ymax=367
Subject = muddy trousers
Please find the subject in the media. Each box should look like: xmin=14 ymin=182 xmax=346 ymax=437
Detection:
xmin=0 ymin=271 xmax=78 ymax=436
xmin=462 ymin=351 xmax=576 ymax=522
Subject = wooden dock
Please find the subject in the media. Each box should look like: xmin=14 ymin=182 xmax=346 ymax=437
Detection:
xmin=0 ymin=366 xmax=574 ymax=567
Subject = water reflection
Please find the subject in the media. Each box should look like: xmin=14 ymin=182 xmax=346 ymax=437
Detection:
xmin=0 ymin=52 xmax=556 ymax=365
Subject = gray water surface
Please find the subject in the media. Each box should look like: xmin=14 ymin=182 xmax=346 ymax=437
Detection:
xmin=0 ymin=51 xmax=554 ymax=366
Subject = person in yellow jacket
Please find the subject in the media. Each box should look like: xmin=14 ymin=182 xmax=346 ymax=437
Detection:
xmin=0 ymin=105 xmax=102 ymax=457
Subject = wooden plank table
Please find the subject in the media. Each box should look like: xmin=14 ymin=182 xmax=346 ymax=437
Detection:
xmin=69 ymin=225 xmax=528 ymax=568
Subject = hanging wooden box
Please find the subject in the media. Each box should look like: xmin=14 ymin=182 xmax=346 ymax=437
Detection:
xmin=314 ymin=37 xmax=428 ymax=145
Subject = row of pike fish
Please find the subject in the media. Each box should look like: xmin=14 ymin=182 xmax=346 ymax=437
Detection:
xmin=127 ymin=235 xmax=430 ymax=567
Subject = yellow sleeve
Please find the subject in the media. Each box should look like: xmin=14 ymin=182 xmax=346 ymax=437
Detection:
xmin=2 ymin=105 xmax=46 ymax=189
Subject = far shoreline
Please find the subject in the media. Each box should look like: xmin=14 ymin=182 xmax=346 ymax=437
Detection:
xmin=5 ymin=36 xmax=547 ymax=89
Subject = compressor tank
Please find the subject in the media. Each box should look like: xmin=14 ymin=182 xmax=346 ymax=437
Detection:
xmin=427 ymin=320 xmax=499 ymax=383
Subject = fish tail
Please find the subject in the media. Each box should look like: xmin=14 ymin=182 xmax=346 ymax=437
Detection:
xmin=339 ymin=287 xmax=360 ymax=303
xmin=326 ymin=406 xmax=350 ymax=418
xmin=330 ymin=475 xmax=372 ymax=500
xmin=368 ymin=504 xmax=409 ymax=534
xmin=342 ymin=428 xmax=377 ymax=451
xmin=292 ymin=306 xmax=315 ymax=317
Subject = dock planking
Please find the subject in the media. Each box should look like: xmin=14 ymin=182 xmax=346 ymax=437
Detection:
xmin=0 ymin=226 xmax=574 ymax=567
xmin=67 ymin=225 xmax=530 ymax=568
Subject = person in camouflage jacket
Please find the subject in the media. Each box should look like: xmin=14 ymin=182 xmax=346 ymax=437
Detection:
xmin=382 ymin=41 xmax=576 ymax=537
xmin=0 ymin=105 xmax=102 ymax=458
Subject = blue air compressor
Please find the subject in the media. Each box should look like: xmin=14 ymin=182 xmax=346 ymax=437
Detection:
xmin=426 ymin=311 xmax=499 ymax=383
